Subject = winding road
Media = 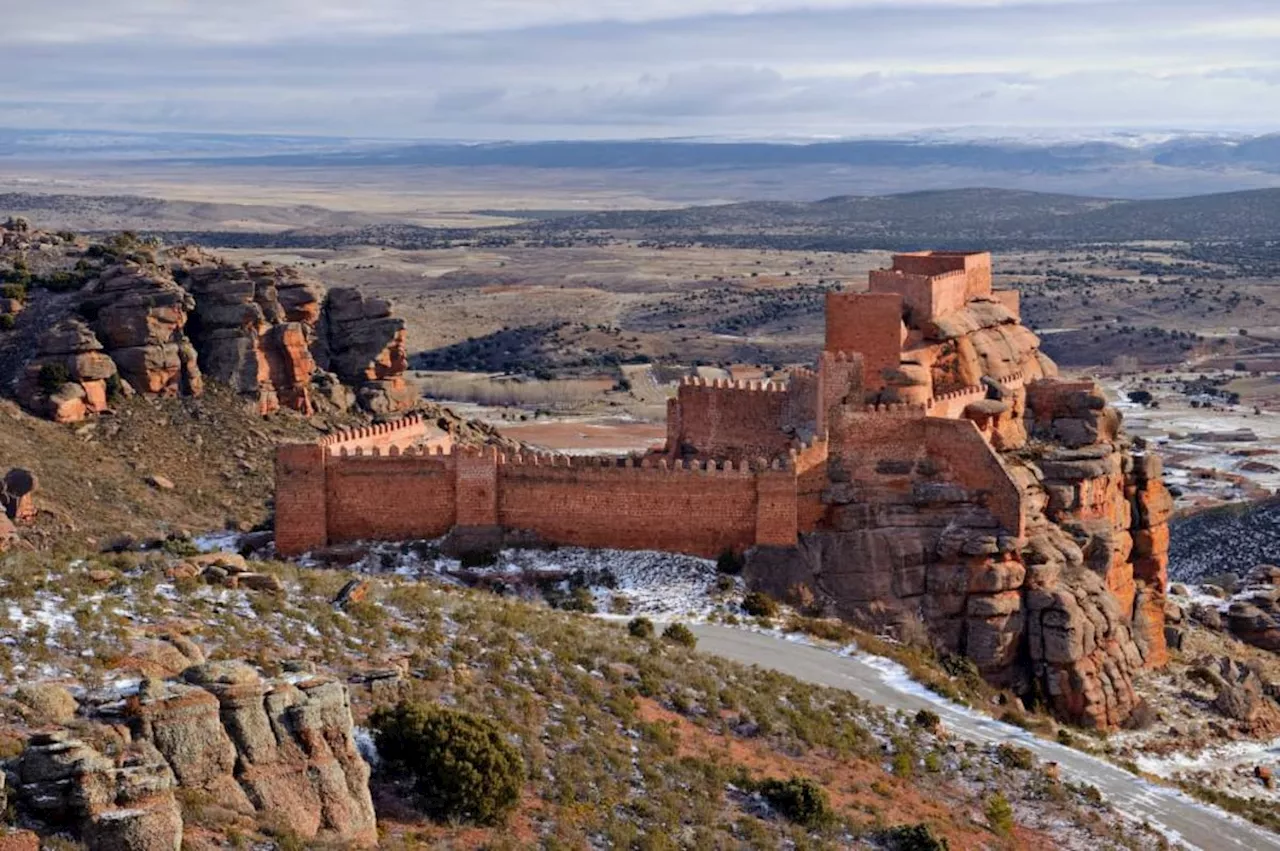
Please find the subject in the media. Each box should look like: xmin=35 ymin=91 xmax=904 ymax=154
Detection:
xmin=688 ymin=623 xmax=1280 ymax=851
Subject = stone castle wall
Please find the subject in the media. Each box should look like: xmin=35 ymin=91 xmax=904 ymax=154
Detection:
xmin=824 ymin=293 xmax=902 ymax=391
xmin=276 ymin=418 xmax=829 ymax=557
xmin=665 ymin=378 xmax=801 ymax=460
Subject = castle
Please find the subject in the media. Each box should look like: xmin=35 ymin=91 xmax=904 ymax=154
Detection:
xmin=275 ymin=251 xmax=1038 ymax=558
xmin=276 ymin=250 xmax=1173 ymax=728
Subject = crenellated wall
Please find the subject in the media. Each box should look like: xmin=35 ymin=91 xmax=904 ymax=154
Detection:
xmin=869 ymin=268 xmax=968 ymax=326
xmin=275 ymin=442 xmax=818 ymax=557
xmin=665 ymin=377 xmax=808 ymax=460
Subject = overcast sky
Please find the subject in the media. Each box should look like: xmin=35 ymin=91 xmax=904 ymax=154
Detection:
xmin=3 ymin=0 xmax=1279 ymax=140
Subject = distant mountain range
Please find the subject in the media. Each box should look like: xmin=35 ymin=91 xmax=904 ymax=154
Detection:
xmin=4 ymin=185 xmax=1280 ymax=251
xmin=515 ymin=187 xmax=1280 ymax=245
xmin=6 ymin=127 xmax=1280 ymax=201
xmin=3 ymin=127 xmax=1279 ymax=173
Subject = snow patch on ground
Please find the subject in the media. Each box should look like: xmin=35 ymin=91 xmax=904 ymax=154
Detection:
xmin=342 ymin=540 xmax=739 ymax=618
xmin=194 ymin=531 xmax=242 ymax=554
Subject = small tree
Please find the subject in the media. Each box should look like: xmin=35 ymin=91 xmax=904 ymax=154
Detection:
xmin=913 ymin=709 xmax=941 ymax=731
xmin=560 ymin=586 xmax=596 ymax=613
xmin=662 ymin=622 xmax=697 ymax=648
xmin=1126 ymin=390 xmax=1153 ymax=406
xmin=741 ymin=591 xmax=779 ymax=618
xmin=628 ymin=617 xmax=655 ymax=639
xmin=37 ymin=362 xmax=71 ymax=395
xmin=880 ymin=823 xmax=951 ymax=851
xmin=758 ymin=776 xmax=832 ymax=827
xmin=716 ymin=549 xmax=744 ymax=575
xmin=369 ymin=702 xmax=523 ymax=826
xmin=984 ymin=792 xmax=1014 ymax=836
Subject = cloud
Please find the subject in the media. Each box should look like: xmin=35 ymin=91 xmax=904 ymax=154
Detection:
xmin=0 ymin=0 xmax=1278 ymax=138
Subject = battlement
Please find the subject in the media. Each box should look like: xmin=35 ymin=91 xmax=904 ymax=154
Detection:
xmin=320 ymin=414 xmax=425 ymax=446
xmin=862 ymin=401 xmax=930 ymax=416
xmin=677 ymin=376 xmax=788 ymax=393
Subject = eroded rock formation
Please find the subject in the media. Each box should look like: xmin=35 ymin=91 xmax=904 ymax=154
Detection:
xmin=5 ymin=229 xmax=413 ymax=422
xmin=174 ymin=256 xmax=324 ymax=415
xmin=315 ymin=287 xmax=414 ymax=415
xmin=15 ymin=662 xmax=377 ymax=850
xmin=81 ymin=262 xmax=203 ymax=398
xmin=15 ymin=319 xmax=119 ymax=422
xmin=17 ymin=732 xmax=183 ymax=851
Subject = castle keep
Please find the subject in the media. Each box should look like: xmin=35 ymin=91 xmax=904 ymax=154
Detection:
xmin=276 ymin=251 xmax=1172 ymax=728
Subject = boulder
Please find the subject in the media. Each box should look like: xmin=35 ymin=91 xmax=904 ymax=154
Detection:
xmin=0 ymin=514 xmax=17 ymax=551
xmin=16 ymin=732 xmax=183 ymax=851
xmin=1226 ymin=598 xmax=1280 ymax=652
xmin=2 ymin=468 xmax=37 ymax=523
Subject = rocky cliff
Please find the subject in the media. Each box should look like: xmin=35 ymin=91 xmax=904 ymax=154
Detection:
xmin=13 ymin=662 xmax=377 ymax=850
xmin=748 ymin=299 xmax=1171 ymax=730
xmin=0 ymin=224 xmax=412 ymax=423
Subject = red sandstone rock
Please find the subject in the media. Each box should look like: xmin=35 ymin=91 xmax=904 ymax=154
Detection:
xmin=315 ymin=288 xmax=412 ymax=414
xmin=16 ymin=663 xmax=376 ymax=850
xmin=81 ymin=262 xmax=203 ymax=398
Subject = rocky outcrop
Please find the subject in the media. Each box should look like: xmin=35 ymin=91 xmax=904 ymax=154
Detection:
xmin=15 ymin=319 xmax=118 ymax=422
xmin=316 ymin=288 xmax=414 ymax=415
xmin=15 ymin=663 xmax=377 ymax=850
xmin=174 ymin=257 xmax=324 ymax=415
xmin=17 ymin=731 xmax=183 ymax=851
xmin=2 ymin=468 xmax=37 ymax=524
xmin=748 ymin=375 xmax=1170 ymax=730
xmin=1191 ymin=657 xmax=1280 ymax=735
xmin=80 ymin=263 xmax=203 ymax=398
xmin=7 ymin=232 xmax=415 ymax=421
xmin=1223 ymin=565 xmax=1280 ymax=652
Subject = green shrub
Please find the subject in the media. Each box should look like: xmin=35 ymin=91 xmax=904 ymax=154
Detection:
xmin=662 ymin=622 xmax=697 ymax=648
xmin=105 ymin=373 xmax=124 ymax=402
xmin=984 ymin=792 xmax=1014 ymax=836
xmin=716 ymin=550 xmax=744 ymax=575
xmin=758 ymin=776 xmax=832 ymax=827
xmin=37 ymin=362 xmax=71 ymax=395
xmin=560 ymin=586 xmax=596 ymax=613
xmin=995 ymin=743 xmax=1035 ymax=770
xmin=1056 ymin=728 xmax=1075 ymax=747
xmin=369 ymin=701 xmax=523 ymax=826
xmin=741 ymin=591 xmax=779 ymax=618
xmin=628 ymin=617 xmax=655 ymax=639
xmin=0 ymin=284 xmax=26 ymax=302
xmin=0 ymin=314 xmax=14 ymax=332
xmin=913 ymin=709 xmax=941 ymax=730
xmin=879 ymin=823 xmax=950 ymax=851
xmin=36 ymin=271 xmax=89 ymax=293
